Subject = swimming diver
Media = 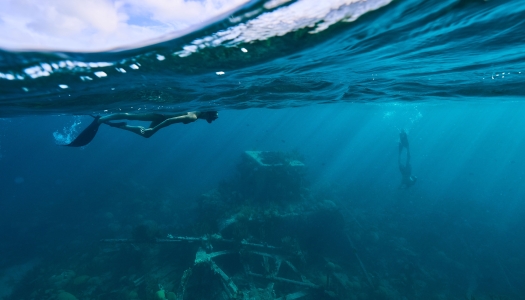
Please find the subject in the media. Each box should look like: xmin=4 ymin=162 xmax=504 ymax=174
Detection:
xmin=398 ymin=129 xmax=417 ymax=188
xmin=64 ymin=111 xmax=218 ymax=147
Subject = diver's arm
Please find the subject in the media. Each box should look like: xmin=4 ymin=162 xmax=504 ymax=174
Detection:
xmin=107 ymin=124 xmax=152 ymax=138
xmin=138 ymin=113 xmax=198 ymax=137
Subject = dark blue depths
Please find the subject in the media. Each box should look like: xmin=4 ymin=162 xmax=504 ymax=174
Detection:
xmin=1 ymin=102 xmax=525 ymax=299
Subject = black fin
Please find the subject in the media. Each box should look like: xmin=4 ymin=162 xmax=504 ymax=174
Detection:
xmin=65 ymin=116 xmax=102 ymax=147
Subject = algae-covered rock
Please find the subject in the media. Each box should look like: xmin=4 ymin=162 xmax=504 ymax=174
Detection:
xmin=50 ymin=270 xmax=75 ymax=288
xmin=57 ymin=291 xmax=78 ymax=300
xmin=128 ymin=290 xmax=139 ymax=299
xmin=349 ymin=277 xmax=362 ymax=290
xmin=374 ymin=283 xmax=399 ymax=300
xmin=156 ymin=289 xmax=166 ymax=299
xmin=167 ymin=292 xmax=176 ymax=300
xmin=73 ymin=275 xmax=90 ymax=286
xmin=87 ymin=276 xmax=102 ymax=286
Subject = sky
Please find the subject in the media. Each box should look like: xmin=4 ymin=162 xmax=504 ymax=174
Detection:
xmin=0 ymin=0 xmax=392 ymax=53
xmin=0 ymin=0 xmax=249 ymax=52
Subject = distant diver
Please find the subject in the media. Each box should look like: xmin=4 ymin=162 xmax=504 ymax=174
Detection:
xmin=398 ymin=129 xmax=417 ymax=189
xmin=64 ymin=111 xmax=218 ymax=147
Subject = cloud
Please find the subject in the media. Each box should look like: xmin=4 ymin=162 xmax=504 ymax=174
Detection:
xmin=0 ymin=0 xmax=248 ymax=52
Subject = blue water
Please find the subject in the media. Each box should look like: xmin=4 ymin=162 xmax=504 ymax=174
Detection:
xmin=1 ymin=0 xmax=525 ymax=299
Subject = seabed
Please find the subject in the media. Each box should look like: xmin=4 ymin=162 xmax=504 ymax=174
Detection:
xmin=4 ymin=151 xmax=513 ymax=300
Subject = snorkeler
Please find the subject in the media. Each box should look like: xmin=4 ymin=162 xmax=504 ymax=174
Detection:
xmin=64 ymin=111 xmax=218 ymax=147
xmin=398 ymin=129 xmax=417 ymax=189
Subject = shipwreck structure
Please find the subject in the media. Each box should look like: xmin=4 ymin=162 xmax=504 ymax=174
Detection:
xmin=99 ymin=151 xmax=370 ymax=300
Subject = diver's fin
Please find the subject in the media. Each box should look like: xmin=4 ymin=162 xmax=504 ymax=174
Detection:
xmin=65 ymin=116 xmax=102 ymax=147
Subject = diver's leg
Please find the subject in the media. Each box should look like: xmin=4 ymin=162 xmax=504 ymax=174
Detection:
xmin=148 ymin=117 xmax=168 ymax=129
xmin=400 ymin=130 xmax=409 ymax=148
xmin=103 ymin=113 xmax=196 ymax=138
xmin=99 ymin=113 xmax=166 ymax=123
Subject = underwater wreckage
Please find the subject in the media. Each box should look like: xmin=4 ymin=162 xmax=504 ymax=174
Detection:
xmin=7 ymin=151 xmax=373 ymax=300
xmin=98 ymin=151 xmax=369 ymax=300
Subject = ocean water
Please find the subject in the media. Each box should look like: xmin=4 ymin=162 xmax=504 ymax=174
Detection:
xmin=1 ymin=0 xmax=525 ymax=299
